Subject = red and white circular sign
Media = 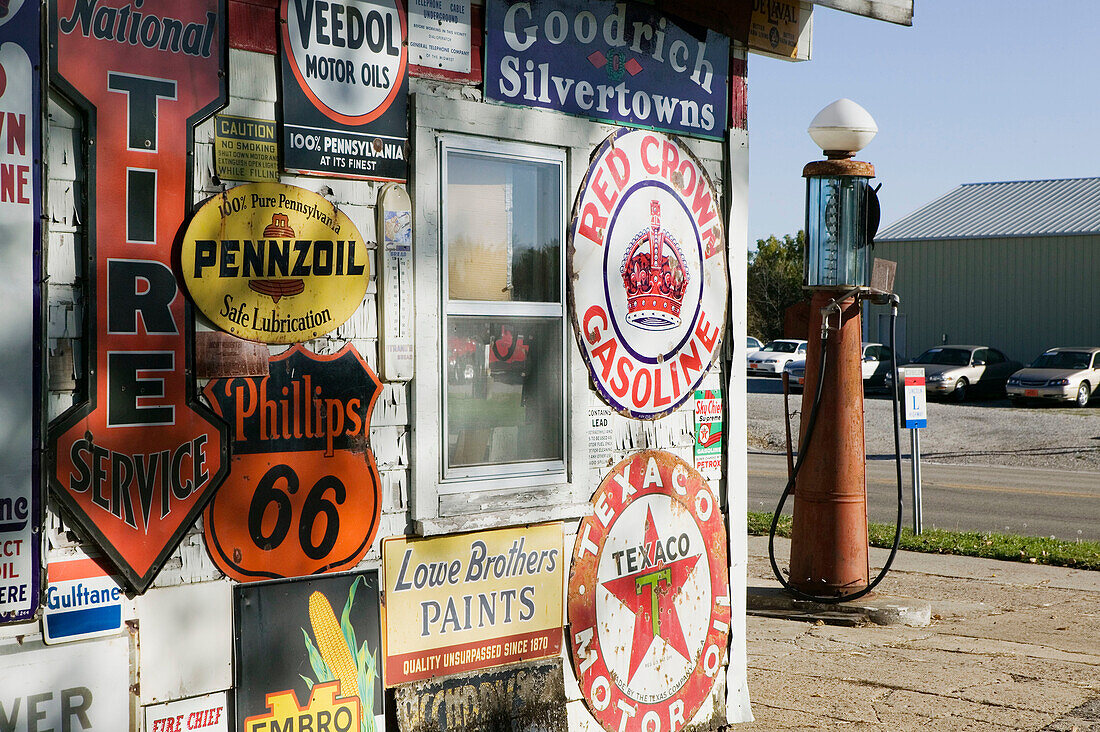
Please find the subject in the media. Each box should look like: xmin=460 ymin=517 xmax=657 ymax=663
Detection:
xmin=282 ymin=0 xmax=407 ymax=125
xmin=568 ymin=129 xmax=728 ymax=420
xmin=568 ymin=450 xmax=730 ymax=732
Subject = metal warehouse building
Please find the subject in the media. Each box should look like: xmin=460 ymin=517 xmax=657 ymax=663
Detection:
xmin=868 ymin=177 xmax=1100 ymax=364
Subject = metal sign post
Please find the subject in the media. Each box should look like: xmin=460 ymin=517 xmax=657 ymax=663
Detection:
xmin=901 ymin=367 xmax=927 ymax=534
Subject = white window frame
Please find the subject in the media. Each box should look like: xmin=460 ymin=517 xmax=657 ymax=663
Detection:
xmin=438 ymin=135 xmax=568 ymax=485
xmin=410 ymin=94 xmax=615 ymax=534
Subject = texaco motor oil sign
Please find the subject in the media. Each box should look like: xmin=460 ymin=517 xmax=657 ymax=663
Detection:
xmin=181 ymin=183 xmax=369 ymax=344
xmin=568 ymin=129 xmax=728 ymax=420
xmin=568 ymin=450 xmax=729 ymax=732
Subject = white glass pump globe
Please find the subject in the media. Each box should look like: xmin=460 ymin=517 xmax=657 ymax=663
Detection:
xmin=807 ymin=98 xmax=877 ymax=155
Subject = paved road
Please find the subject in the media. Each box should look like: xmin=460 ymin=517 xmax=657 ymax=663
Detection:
xmin=747 ymin=451 xmax=1100 ymax=542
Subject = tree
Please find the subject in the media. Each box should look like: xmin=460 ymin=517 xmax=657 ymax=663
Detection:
xmin=747 ymin=231 xmax=805 ymax=342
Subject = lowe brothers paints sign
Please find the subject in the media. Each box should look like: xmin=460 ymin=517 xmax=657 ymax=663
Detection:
xmin=569 ymin=450 xmax=729 ymax=732
xmin=48 ymin=0 xmax=229 ymax=593
xmin=569 ymin=128 xmax=727 ymax=420
xmin=486 ymin=0 xmax=728 ymax=140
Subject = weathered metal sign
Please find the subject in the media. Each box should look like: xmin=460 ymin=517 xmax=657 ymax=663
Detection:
xmin=143 ymin=691 xmax=229 ymax=732
xmin=235 ymin=571 xmax=385 ymax=732
xmin=568 ymin=128 xmax=728 ymax=420
xmin=382 ymin=523 xmax=564 ymax=686
xmin=392 ymin=660 xmax=567 ymax=732
xmin=48 ymin=0 xmax=229 ymax=594
xmin=42 ymin=554 xmax=125 ymax=644
xmin=181 ymin=182 xmax=370 ymax=344
xmin=377 ymin=183 xmax=413 ymax=380
xmin=203 ymin=344 xmax=382 ymax=582
xmin=280 ymin=0 xmax=409 ymax=181
xmin=485 ymin=0 xmax=729 ymax=141
xmin=568 ymin=450 xmax=730 ymax=732
xmin=214 ymin=114 xmax=278 ymax=183
xmin=0 ymin=634 xmax=131 ymax=730
xmin=0 ymin=0 xmax=42 ymax=625
xmin=693 ymin=389 xmax=722 ymax=478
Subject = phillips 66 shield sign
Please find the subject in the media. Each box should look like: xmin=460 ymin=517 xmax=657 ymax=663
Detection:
xmin=568 ymin=129 xmax=728 ymax=420
xmin=568 ymin=450 xmax=729 ymax=732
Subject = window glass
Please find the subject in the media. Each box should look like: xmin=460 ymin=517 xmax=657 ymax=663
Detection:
xmin=446 ymin=152 xmax=561 ymax=303
xmin=442 ymin=141 xmax=566 ymax=479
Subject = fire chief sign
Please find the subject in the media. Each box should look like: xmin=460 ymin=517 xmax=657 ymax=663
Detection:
xmin=568 ymin=450 xmax=729 ymax=732
xmin=568 ymin=128 xmax=727 ymax=420
xmin=48 ymin=0 xmax=229 ymax=592
xmin=202 ymin=344 xmax=382 ymax=582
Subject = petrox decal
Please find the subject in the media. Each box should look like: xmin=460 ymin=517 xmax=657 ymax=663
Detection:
xmin=202 ymin=344 xmax=382 ymax=582
xmin=181 ymin=183 xmax=370 ymax=344
xmin=568 ymin=450 xmax=730 ymax=732
xmin=47 ymin=0 xmax=229 ymax=593
xmin=568 ymin=128 xmax=728 ymax=420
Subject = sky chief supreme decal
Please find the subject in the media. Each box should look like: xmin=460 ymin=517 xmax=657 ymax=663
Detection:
xmin=203 ymin=344 xmax=382 ymax=582
xmin=568 ymin=450 xmax=730 ymax=732
xmin=47 ymin=0 xmax=229 ymax=593
xmin=182 ymin=183 xmax=369 ymax=344
xmin=568 ymin=128 xmax=728 ymax=420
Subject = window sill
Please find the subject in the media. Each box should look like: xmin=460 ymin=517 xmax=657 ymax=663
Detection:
xmin=413 ymin=500 xmax=593 ymax=537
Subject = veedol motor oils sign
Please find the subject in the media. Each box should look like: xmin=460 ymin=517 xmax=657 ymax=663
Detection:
xmin=280 ymin=0 xmax=409 ymax=181
xmin=568 ymin=450 xmax=730 ymax=732
xmin=0 ymin=0 xmax=41 ymax=624
xmin=181 ymin=183 xmax=370 ymax=344
xmin=47 ymin=0 xmax=229 ymax=593
xmin=568 ymin=128 xmax=728 ymax=420
xmin=202 ymin=344 xmax=382 ymax=582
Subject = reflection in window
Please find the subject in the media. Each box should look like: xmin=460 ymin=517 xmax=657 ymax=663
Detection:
xmin=442 ymin=141 xmax=566 ymax=478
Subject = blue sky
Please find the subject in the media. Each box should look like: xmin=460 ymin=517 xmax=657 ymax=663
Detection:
xmin=747 ymin=1 xmax=1100 ymax=245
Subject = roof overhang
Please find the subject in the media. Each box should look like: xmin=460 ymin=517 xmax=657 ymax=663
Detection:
xmin=810 ymin=0 xmax=913 ymax=26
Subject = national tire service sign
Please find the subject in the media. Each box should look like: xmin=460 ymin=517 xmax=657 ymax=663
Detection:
xmin=568 ymin=450 xmax=730 ymax=732
xmin=568 ymin=129 xmax=728 ymax=420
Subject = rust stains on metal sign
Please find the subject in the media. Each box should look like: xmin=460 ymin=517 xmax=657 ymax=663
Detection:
xmin=568 ymin=450 xmax=730 ymax=732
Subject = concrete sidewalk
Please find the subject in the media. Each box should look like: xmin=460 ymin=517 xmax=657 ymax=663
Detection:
xmin=742 ymin=536 xmax=1100 ymax=730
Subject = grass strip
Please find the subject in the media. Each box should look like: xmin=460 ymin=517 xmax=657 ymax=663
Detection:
xmin=748 ymin=511 xmax=1100 ymax=572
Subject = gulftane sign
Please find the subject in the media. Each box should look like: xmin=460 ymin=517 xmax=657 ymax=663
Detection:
xmin=181 ymin=183 xmax=369 ymax=344
xmin=42 ymin=556 xmax=125 ymax=644
xmin=568 ymin=128 xmax=728 ymax=420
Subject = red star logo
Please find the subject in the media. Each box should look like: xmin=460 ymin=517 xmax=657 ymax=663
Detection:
xmin=600 ymin=507 xmax=701 ymax=684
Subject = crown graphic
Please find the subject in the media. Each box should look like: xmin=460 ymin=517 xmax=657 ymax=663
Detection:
xmin=620 ymin=200 xmax=689 ymax=331
xmin=250 ymin=213 xmax=304 ymax=302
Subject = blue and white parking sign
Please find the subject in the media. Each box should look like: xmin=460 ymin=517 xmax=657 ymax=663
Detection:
xmin=902 ymin=367 xmax=928 ymax=429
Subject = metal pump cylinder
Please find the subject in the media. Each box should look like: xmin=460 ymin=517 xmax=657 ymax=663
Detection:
xmin=803 ymin=160 xmax=876 ymax=289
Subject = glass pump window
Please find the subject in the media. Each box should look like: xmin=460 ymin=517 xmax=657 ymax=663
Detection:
xmin=441 ymin=139 xmax=566 ymax=480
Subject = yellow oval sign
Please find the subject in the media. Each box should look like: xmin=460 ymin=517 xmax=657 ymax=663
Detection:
xmin=181 ymin=183 xmax=369 ymax=343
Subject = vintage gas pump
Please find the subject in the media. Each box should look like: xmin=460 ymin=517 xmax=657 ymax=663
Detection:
xmin=769 ymin=99 xmax=904 ymax=602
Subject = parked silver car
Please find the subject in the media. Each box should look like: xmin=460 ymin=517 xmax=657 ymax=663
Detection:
xmin=747 ymin=339 xmax=807 ymax=376
xmin=1006 ymin=347 xmax=1100 ymax=407
xmin=886 ymin=345 xmax=1022 ymax=402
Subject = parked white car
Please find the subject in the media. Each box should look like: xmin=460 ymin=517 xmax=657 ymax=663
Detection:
xmin=747 ymin=339 xmax=807 ymax=376
xmin=782 ymin=342 xmax=893 ymax=391
xmin=886 ymin=345 xmax=1022 ymax=402
xmin=1006 ymin=347 xmax=1100 ymax=407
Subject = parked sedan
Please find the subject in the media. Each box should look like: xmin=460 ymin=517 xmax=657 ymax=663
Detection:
xmin=782 ymin=342 xmax=893 ymax=391
xmin=1006 ymin=347 xmax=1100 ymax=407
xmin=747 ymin=339 xmax=807 ymax=376
xmin=888 ymin=345 xmax=1021 ymax=402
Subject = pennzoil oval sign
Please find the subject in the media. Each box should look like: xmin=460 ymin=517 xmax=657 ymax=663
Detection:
xmin=568 ymin=450 xmax=730 ymax=732
xmin=568 ymin=129 xmax=728 ymax=420
xmin=181 ymin=183 xmax=369 ymax=344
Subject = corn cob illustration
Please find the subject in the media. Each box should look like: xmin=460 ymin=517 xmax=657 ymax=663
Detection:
xmin=308 ymin=590 xmax=360 ymax=700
